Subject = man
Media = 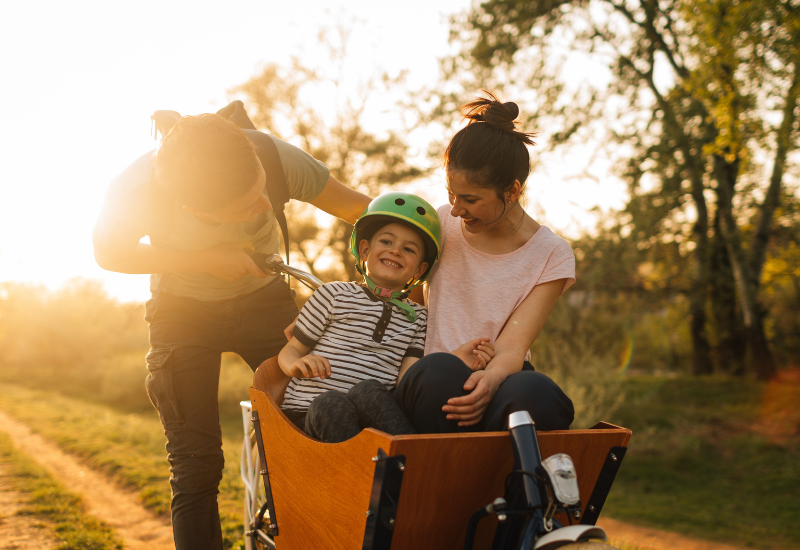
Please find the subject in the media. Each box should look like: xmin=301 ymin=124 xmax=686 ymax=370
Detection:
xmin=93 ymin=113 xmax=370 ymax=550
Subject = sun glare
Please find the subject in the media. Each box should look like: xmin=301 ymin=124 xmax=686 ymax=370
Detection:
xmin=1 ymin=0 xmax=623 ymax=303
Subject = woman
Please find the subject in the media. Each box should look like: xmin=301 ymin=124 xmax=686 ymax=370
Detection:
xmin=394 ymin=91 xmax=575 ymax=433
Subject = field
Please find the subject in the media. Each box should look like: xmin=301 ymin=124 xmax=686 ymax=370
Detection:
xmin=0 ymin=429 xmax=123 ymax=550
xmin=0 ymin=353 xmax=254 ymax=550
xmin=605 ymin=375 xmax=800 ymax=549
xmin=1 ymin=355 xmax=797 ymax=549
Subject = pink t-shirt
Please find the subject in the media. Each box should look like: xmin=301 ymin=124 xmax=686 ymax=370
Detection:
xmin=423 ymin=204 xmax=576 ymax=357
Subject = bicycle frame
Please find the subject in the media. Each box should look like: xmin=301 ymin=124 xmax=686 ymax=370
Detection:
xmin=240 ymin=401 xmax=276 ymax=550
xmin=241 ymin=264 xmax=320 ymax=550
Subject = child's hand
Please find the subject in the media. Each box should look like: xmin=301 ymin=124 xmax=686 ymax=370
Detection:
xmin=451 ymin=338 xmax=495 ymax=371
xmin=289 ymin=355 xmax=332 ymax=380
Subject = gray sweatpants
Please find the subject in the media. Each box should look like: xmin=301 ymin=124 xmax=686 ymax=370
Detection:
xmin=283 ymin=379 xmax=416 ymax=442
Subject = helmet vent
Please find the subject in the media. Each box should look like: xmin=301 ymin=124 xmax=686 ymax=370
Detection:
xmin=416 ymin=206 xmax=426 ymax=215
xmin=395 ymin=198 xmax=406 ymax=206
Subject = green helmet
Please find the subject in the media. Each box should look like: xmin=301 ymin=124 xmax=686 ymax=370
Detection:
xmin=350 ymin=191 xmax=442 ymax=291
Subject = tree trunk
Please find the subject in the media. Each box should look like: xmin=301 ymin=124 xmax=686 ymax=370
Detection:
xmin=748 ymin=53 xmax=800 ymax=285
xmin=687 ymin=150 xmax=714 ymax=376
xmin=714 ymin=154 xmax=777 ymax=380
xmin=689 ymin=294 xmax=713 ymax=375
xmin=709 ymin=209 xmax=745 ymax=375
xmin=714 ymin=54 xmax=799 ymax=380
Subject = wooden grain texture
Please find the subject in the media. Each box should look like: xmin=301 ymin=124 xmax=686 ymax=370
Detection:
xmin=388 ymin=433 xmax=512 ymax=550
xmin=386 ymin=427 xmax=632 ymax=550
xmin=253 ymin=357 xmax=291 ymax=406
xmin=250 ymin=387 xmax=395 ymax=550
xmin=249 ymin=362 xmax=632 ymax=550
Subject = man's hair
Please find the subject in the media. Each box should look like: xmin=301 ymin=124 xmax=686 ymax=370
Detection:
xmin=154 ymin=114 xmax=262 ymax=212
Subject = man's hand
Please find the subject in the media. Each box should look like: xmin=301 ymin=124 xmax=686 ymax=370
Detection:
xmin=287 ymin=355 xmax=332 ymax=380
xmin=199 ymin=242 xmax=266 ymax=282
xmin=442 ymin=369 xmax=504 ymax=427
xmin=451 ymin=338 xmax=495 ymax=371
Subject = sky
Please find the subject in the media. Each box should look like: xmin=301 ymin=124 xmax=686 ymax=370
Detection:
xmin=0 ymin=0 xmax=627 ymax=303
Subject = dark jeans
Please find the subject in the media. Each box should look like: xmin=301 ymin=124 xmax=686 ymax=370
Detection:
xmin=393 ymin=352 xmax=575 ymax=433
xmin=144 ymin=279 xmax=298 ymax=550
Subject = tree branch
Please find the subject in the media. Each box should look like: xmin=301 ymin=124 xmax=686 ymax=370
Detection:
xmin=749 ymin=50 xmax=800 ymax=285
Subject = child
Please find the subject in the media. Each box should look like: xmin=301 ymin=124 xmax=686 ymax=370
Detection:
xmin=277 ymin=192 xmax=442 ymax=442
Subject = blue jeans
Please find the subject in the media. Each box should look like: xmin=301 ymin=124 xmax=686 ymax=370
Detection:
xmin=144 ymin=279 xmax=298 ymax=550
xmin=393 ymin=352 xmax=575 ymax=432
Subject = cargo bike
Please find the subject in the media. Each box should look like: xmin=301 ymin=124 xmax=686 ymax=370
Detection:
xmin=239 ymin=255 xmax=631 ymax=550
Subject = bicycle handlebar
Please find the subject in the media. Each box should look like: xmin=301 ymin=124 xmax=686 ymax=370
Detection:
xmin=247 ymin=252 xmax=324 ymax=290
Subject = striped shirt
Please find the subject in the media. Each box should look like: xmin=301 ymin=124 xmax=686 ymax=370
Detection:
xmin=281 ymin=281 xmax=427 ymax=411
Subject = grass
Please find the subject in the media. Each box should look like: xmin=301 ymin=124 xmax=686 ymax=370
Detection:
xmin=2 ymin=362 xmax=797 ymax=549
xmin=0 ymin=381 xmax=251 ymax=550
xmin=0 ymin=429 xmax=123 ymax=550
xmin=604 ymin=375 xmax=800 ymax=549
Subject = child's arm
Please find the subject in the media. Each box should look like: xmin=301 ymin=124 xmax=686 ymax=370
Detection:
xmin=278 ymin=338 xmax=332 ymax=380
xmin=397 ymin=356 xmax=419 ymax=383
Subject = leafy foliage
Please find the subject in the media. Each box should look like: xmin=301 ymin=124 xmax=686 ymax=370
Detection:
xmin=0 ymin=279 xmax=149 ymax=405
xmin=231 ymin=23 xmax=427 ymax=283
xmin=439 ymin=0 xmax=800 ymax=378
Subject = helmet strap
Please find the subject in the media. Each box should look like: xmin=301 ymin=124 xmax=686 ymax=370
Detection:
xmin=357 ymin=262 xmax=418 ymax=322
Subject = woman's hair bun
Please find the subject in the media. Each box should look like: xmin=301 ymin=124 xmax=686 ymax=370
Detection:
xmin=459 ymin=91 xmax=535 ymax=145
xmin=503 ymin=101 xmax=520 ymax=119
xmin=483 ymin=101 xmax=519 ymax=131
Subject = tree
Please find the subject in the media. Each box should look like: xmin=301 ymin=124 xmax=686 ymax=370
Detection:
xmin=441 ymin=0 xmax=800 ymax=379
xmin=231 ymin=23 xmax=426 ymax=284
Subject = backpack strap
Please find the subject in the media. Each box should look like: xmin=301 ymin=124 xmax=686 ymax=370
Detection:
xmin=150 ymin=101 xmax=292 ymax=263
xmin=243 ymin=129 xmax=291 ymax=264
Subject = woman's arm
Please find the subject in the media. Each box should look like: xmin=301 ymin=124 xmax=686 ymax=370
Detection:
xmin=442 ymin=278 xmax=565 ymax=426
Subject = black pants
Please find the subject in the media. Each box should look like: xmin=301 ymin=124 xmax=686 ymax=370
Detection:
xmin=144 ymin=279 xmax=298 ymax=550
xmin=393 ymin=352 xmax=574 ymax=432
xmin=283 ymin=379 xmax=416 ymax=442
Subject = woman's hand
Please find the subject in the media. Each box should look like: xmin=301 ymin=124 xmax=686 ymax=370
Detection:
xmin=442 ymin=368 xmax=504 ymax=427
xmin=451 ymin=338 xmax=495 ymax=371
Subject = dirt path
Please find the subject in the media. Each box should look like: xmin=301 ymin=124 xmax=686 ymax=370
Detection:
xmin=598 ymin=517 xmax=750 ymax=550
xmin=0 ymin=409 xmax=174 ymax=550
xmin=0 ymin=461 xmax=57 ymax=550
xmin=0 ymin=407 xmax=776 ymax=550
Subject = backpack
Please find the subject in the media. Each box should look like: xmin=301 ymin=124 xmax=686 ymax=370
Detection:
xmin=150 ymin=100 xmax=292 ymax=263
